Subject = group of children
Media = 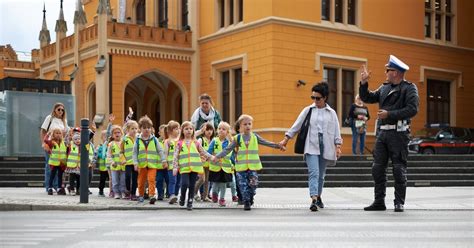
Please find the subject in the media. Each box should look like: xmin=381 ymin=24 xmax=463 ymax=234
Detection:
xmin=44 ymin=112 xmax=285 ymax=211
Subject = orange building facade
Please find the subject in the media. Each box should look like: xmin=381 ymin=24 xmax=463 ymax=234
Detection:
xmin=4 ymin=0 xmax=474 ymax=154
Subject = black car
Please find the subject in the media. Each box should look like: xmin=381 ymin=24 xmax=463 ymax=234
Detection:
xmin=408 ymin=125 xmax=474 ymax=154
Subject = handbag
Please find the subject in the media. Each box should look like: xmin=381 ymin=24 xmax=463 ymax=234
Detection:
xmin=294 ymin=108 xmax=313 ymax=154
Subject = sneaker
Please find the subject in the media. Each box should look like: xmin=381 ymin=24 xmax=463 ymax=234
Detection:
xmin=187 ymin=200 xmax=193 ymax=211
xmin=232 ymin=196 xmax=239 ymax=202
xmin=394 ymin=203 xmax=404 ymax=212
xmin=57 ymin=188 xmax=66 ymax=195
xmin=316 ymin=197 xmax=324 ymax=209
xmin=150 ymin=197 xmax=156 ymax=205
xmin=47 ymin=188 xmax=53 ymax=195
xmin=218 ymin=198 xmax=226 ymax=207
xmin=121 ymin=193 xmax=127 ymax=199
xmin=179 ymin=200 xmax=185 ymax=206
xmin=98 ymin=192 xmax=105 ymax=197
xmin=138 ymin=196 xmax=145 ymax=203
xmin=363 ymin=202 xmax=387 ymax=211
xmin=114 ymin=194 xmax=121 ymax=199
xmin=169 ymin=195 xmax=178 ymax=204
xmin=310 ymin=199 xmax=318 ymax=212
xmin=244 ymin=201 xmax=251 ymax=211
xmin=211 ymin=193 xmax=218 ymax=203
xmin=194 ymin=195 xmax=201 ymax=201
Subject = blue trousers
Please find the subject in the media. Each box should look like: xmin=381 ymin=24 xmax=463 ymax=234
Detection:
xmin=156 ymin=169 xmax=169 ymax=198
xmin=304 ymin=154 xmax=327 ymax=197
xmin=44 ymin=152 xmax=57 ymax=191
xmin=351 ymin=126 xmax=366 ymax=155
xmin=167 ymin=170 xmax=178 ymax=196
xmin=236 ymin=170 xmax=258 ymax=204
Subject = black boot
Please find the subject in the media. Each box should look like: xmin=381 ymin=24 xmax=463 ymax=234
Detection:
xmin=316 ymin=197 xmax=324 ymax=209
xmin=187 ymin=200 xmax=193 ymax=211
xmin=394 ymin=203 xmax=404 ymax=212
xmin=364 ymin=201 xmax=386 ymax=211
xmin=309 ymin=199 xmax=318 ymax=212
xmin=244 ymin=201 xmax=251 ymax=211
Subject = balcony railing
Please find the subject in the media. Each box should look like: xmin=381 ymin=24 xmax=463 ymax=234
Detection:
xmin=108 ymin=22 xmax=192 ymax=48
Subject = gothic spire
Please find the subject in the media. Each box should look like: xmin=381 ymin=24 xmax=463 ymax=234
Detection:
xmin=97 ymin=0 xmax=112 ymax=16
xmin=55 ymin=0 xmax=68 ymax=33
xmin=39 ymin=3 xmax=51 ymax=44
xmin=73 ymin=0 xmax=87 ymax=25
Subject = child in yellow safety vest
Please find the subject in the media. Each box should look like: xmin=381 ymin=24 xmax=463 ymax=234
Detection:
xmin=194 ymin=122 xmax=215 ymax=202
xmin=121 ymin=120 xmax=139 ymax=201
xmin=163 ymin=120 xmax=180 ymax=204
xmin=93 ymin=114 xmax=114 ymax=197
xmin=66 ymin=132 xmax=95 ymax=196
xmin=156 ymin=124 xmax=170 ymax=201
xmin=43 ymin=127 xmax=67 ymax=195
xmin=172 ymin=121 xmax=213 ymax=210
xmin=107 ymin=125 xmax=126 ymax=199
xmin=213 ymin=114 xmax=286 ymax=210
xmin=208 ymin=121 xmax=234 ymax=207
xmin=132 ymin=116 xmax=168 ymax=204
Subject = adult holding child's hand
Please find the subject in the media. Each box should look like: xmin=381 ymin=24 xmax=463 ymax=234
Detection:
xmin=40 ymin=103 xmax=69 ymax=192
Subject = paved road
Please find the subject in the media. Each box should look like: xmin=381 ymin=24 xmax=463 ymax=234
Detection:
xmin=1 ymin=210 xmax=473 ymax=248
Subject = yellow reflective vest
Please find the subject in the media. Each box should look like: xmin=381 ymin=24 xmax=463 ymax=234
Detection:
xmin=235 ymin=133 xmax=262 ymax=172
xmin=67 ymin=143 xmax=94 ymax=168
xmin=49 ymin=141 xmax=66 ymax=166
xmin=200 ymin=137 xmax=211 ymax=168
xmin=209 ymin=137 xmax=233 ymax=174
xmin=137 ymin=137 xmax=163 ymax=169
xmin=166 ymin=139 xmax=177 ymax=170
xmin=122 ymin=135 xmax=135 ymax=165
xmin=177 ymin=140 xmax=204 ymax=174
xmin=109 ymin=141 xmax=125 ymax=171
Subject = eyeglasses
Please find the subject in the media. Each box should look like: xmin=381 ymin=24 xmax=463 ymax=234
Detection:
xmin=385 ymin=69 xmax=396 ymax=73
xmin=56 ymin=108 xmax=64 ymax=112
xmin=310 ymin=96 xmax=323 ymax=101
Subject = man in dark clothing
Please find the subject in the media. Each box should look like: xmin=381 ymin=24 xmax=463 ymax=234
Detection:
xmin=359 ymin=55 xmax=419 ymax=212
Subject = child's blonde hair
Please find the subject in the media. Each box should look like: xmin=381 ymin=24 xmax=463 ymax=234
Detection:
xmin=166 ymin=120 xmax=180 ymax=137
xmin=125 ymin=120 xmax=138 ymax=133
xmin=179 ymin=121 xmax=195 ymax=140
xmin=235 ymin=114 xmax=254 ymax=129
xmin=217 ymin=121 xmax=233 ymax=142
xmin=48 ymin=127 xmax=64 ymax=142
xmin=109 ymin=125 xmax=123 ymax=142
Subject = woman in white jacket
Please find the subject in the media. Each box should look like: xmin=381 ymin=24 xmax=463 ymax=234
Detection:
xmin=280 ymin=82 xmax=342 ymax=212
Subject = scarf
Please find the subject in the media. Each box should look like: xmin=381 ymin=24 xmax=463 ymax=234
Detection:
xmin=199 ymin=107 xmax=216 ymax=126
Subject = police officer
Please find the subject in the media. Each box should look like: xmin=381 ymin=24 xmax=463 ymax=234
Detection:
xmin=359 ymin=55 xmax=419 ymax=212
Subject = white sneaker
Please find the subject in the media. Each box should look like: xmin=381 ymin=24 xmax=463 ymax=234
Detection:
xmin=114 ymin=194 xmax=120 ymax=199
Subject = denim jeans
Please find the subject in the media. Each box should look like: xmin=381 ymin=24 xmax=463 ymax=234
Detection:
xmin=212 ymin=182 xmax=227 ymax=199
xmin=111 ymin=170 xmax=126 ymax=195
xmin=304 ymin=154 xmax=327 ymax=197
xmin=156 ymin=169 xmax=169 ymax=198
xmin=351 ymin=126 xmax=366 ymax=155
xmin=44 ymin=152 xmax=57 ymax=191
xmin=226 ymin=174 xmax=237 ymax=197
xmin=48 ymin=166 xmax=63 ymax=190
xmin=167 ymin=170 xmax=177 ymax=196
xmin=236 ymin=170 xmax=258 ymax=203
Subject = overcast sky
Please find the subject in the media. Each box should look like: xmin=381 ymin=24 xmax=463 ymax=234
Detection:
xmin=0 ymin=0 xmax=76 ymax=60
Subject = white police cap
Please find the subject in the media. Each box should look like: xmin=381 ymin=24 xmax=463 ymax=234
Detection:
xmin=385 ymin=55 xmax=409 ymax=72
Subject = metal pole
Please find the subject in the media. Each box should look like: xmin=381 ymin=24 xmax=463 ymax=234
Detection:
xmin=80 ymin=118 xmax=90 ymax=203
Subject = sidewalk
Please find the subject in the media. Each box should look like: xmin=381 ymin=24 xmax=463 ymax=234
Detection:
xmin=1 ymin=187 xmax=473 ymax=211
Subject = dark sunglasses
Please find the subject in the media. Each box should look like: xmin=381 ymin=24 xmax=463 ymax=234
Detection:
xmin=56 ymin=108 xmax=64 ymax=112
xmin=385 ymin=69 xmax=396 ymax=73
xmin=310 ymin=96 xmax=323 ymax=101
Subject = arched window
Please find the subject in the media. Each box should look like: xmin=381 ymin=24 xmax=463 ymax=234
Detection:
xmin=136 ymin=0 xmax=146 ymax=25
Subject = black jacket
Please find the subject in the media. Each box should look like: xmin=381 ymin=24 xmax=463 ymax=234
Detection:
xmin=359 ymin=80 xmax=419 ymax=126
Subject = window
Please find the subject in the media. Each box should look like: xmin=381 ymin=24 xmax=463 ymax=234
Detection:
xmin=322 ymin=0 xmax=357 ymax=25
xmin=217 ymin=0 xmax=243 ymax=29
xmin=220 ymin=68 xmax=242 ymax=124
xmin=181 ymin=0 xmax=189 ymax=30
xmin=427 ymin=79 xmax=450 ymax=125
xmin=158 ymin=0 xmax=168 ymax=28
xmin=136 ymin=0 xmax=146 ymax=25
xmin=323 ymin=67 xmax=356 ymax=126
xmin=425 ymin=0 xmax=454 ymax=42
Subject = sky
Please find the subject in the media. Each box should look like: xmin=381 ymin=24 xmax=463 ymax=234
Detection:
xmin=0 ymin=0 xmax=76 ymax=61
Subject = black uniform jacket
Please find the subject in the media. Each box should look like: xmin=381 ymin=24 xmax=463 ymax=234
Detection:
xmin=359 ymin=80 xmax=419 ymax=126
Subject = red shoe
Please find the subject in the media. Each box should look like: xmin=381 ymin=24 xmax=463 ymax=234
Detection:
xmin=218 ymin=198 xmax=226 ymax=207
xmin=232 ymin=196 xmax=239 ymax=202
xmin=212 ymin=193 xmax=218 ymax=203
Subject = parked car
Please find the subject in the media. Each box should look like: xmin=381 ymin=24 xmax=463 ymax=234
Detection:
xmin=408 ymin=125 xmax=474 ymax=154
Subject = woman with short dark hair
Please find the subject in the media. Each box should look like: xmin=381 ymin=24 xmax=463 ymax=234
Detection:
xmin=280 ymin=82 xmax=343 ymax=212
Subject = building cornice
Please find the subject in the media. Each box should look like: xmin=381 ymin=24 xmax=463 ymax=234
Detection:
xmin=199 ymin=16 xmax=474 ymax=52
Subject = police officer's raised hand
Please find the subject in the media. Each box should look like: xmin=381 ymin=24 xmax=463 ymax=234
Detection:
xmin=377 ymin=109 xmax=389 ymax=119
xmin=360 ymin=64 xmax=371 ymax=84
